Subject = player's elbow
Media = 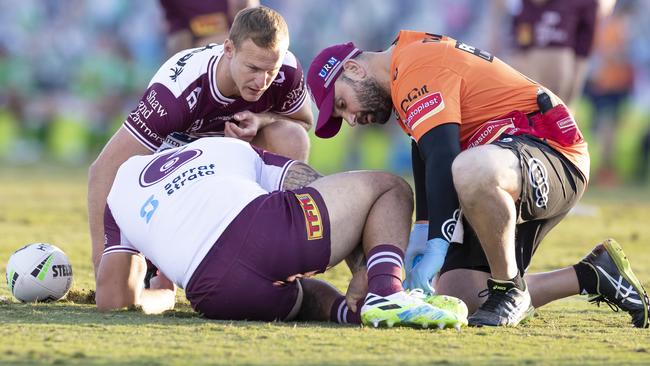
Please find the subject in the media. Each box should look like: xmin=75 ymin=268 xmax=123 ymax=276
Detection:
xmin=87 ymin=155 xmax=107 ymax=187
xmin=95 ymin=286 xmax=134 ymax=312
xmin=95 ymin=275 xmax=136 ymax=312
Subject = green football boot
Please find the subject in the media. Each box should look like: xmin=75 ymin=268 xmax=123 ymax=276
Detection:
xmin=361 ymin=291 xmax=465 ymax=330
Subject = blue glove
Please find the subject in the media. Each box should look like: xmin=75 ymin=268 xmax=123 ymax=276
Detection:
xmin=404 ymin=238 xmax=450 ymax=294
xmin=404 ymin=223 xmax=429 ymax=285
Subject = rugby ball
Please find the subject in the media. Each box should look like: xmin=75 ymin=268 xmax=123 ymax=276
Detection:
xmin=5 ymin=243 xmax=73 ymax=302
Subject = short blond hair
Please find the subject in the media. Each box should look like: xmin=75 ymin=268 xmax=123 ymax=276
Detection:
xmin=229 ymin=6 xmax=289 ymax=49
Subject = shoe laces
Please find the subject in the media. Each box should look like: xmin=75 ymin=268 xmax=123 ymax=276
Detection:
xmin=588 ymin=294 xmax=620 ymax=313
xmin=407 ymin=288 xmax=427 ymax=300
xmin=478 ymin=288 xmax=516 ymax=313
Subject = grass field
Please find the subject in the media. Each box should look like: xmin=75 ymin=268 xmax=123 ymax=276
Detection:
xmin=1 ymin=167 xmax=650 ymax=366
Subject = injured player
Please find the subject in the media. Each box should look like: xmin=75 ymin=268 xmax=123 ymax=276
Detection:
xmin=95 ymin=136 xmax=467 ymax=329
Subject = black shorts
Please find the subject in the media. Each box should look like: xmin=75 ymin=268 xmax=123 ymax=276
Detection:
xmin=440 ymin=134 xmax=587 ymax=275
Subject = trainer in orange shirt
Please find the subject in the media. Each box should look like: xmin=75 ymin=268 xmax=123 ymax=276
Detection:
xmin=306 ymin=31 xmax=649 ymax=328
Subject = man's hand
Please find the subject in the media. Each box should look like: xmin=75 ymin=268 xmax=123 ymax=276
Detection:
xmin=224 ymin=111 xmax=263 ymax=142
xmin=345 ymin=269 xmax=368 ymax=312
xmin=404 ymin=222 xmax=429 ymax=287
xmin=403 ymin=237 xmax=450 ymax=294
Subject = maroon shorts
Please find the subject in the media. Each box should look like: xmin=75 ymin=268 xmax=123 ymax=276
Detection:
xmin=185 ymin=187 xmax=331 ymax=321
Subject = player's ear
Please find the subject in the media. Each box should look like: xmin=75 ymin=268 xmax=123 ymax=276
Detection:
xmin=342 ymin=59 xmax=366 ymax=80
xmin=224 ymin=39 xmax=235 ymax=58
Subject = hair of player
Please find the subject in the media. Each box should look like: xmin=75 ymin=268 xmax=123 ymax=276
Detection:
xmin=229 ymin=6 xmax=289 ymax=50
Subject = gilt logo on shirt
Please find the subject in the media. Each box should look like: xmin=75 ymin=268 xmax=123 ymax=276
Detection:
xmin=404 ymin=92 xmax=445 ymax=130
xmin=296 ymin=193 xmax=323 ymax=240
xmin=400 ymin=84 xmax=429 ymax=113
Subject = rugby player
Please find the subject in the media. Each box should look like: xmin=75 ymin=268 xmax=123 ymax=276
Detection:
xmin=159 ymin=0 xmax=259 ymax=56
xmin=88 ymin=6 xmax=312 ymax=277
xmin=492 ymin=0 xmax=616 ymax=105
xmin=95 ymin=137 xmax=465 ymax=329
xmin=307 ymin=32 xmax=649 ymax=327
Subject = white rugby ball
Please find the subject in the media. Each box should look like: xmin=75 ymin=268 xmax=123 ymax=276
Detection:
xmin=6 ymin=243 xmax=73 ymax=302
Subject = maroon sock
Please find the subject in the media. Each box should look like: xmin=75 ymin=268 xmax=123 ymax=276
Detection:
xmin=366 ymin=244 xmax=404 ymax=297
xmin=329 ymin=296 xmax=361 ymax=324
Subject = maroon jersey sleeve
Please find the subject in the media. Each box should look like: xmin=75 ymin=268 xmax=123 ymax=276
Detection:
xmin=103 ymin=205 xmax=139 ymax=255
xmin=123 ymin=83 xmax=188 ymax=151
xmin=272 ymin=54 xmax=308 ymax=115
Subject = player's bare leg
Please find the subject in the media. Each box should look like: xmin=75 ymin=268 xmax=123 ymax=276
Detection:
xmin=452 ymin=145 xmax=521 ymax=281
xmin=295 ymin=278 xmax=345 ymax=322
xmin=437 ymin=241 xmax=649 ymax=328
xmin=452 ymin=145 xmax=532 ymax=326
xmin=252 ymin=120 xmax=310 ymax=162
xmin=436 ymin=267 xmax=578 ymax=313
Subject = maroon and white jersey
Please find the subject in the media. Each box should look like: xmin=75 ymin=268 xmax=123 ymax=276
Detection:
xmin=160 ymin=0 xmax=231 ymax=36
xmin=510 ymin=0 xmax=598 ymax=57
xmin=102 ymin=137 xmax=295 ymax=289
xmin=124 ymin=43 xmax=307 ymax=151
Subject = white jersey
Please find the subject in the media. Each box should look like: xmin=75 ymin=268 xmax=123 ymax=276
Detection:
xmin=103 ymin=137 xmax=295 ymax=289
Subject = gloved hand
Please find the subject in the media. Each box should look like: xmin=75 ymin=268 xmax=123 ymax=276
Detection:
xmin=404 ymin=223 xmax=429 ymax=284
xmin=403 ymin=237 xmax=450 ymax=294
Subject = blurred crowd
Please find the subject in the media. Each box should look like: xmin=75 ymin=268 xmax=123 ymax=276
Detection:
xmin=1 ymin=0 xmax=649 ymax=184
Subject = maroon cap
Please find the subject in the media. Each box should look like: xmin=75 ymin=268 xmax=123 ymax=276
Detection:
xmin=307 ymin=42 xmax=361 ymax=138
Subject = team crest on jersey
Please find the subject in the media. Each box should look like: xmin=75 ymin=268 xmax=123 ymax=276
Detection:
xmin=404 ymin=92 xmax=445 ymax=130
xmin=296 ymin=193 xmax=323 ymax=240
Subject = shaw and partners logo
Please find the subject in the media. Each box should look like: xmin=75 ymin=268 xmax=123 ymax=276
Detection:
xmin=139 ymin=147 xmax=203 ymax=187
xmin=296 ymin=193 xmax=323 ymax=240
xmin=318 ymin=57 xmax=340 ymax=78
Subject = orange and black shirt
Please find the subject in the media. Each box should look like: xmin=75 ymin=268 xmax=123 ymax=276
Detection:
xmin=390 ymin=30 xmax=589 ymax=179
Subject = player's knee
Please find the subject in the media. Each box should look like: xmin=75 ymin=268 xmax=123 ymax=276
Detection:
xmin=395 ymin=175 xmax=414 ymax=208
xmin=452 ymin=147 xmax=508 ymax=200
xmin=379 ymin=172 xmax=413 ymax=204
xmin=255 ymin=121 xmax=310 ymax=162
xmin=452 ymin=149 xmax=485 ymax=199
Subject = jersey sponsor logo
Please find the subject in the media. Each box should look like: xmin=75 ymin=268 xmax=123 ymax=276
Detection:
xmin=170 ymin=44 xmax=218 ymax=81
xmin=139 ymin=147 xmax=203 ymax=187
xmin=536 ymin=11 xmax=569 ymax=46
xmin=140 ymin=194 xmax=159 ymax=224
xmin=129 ymin=89 xmax=168 ymax=134
xmin=186 ymin=87 xmax=202 ymax=111
xmin=400 ymin=84 xmax=429 ymax=113
xmin=441 ymin=209 xmax=461 ymax=242
xmin=296 ymin=193 xmax=323 ymax=240
xmin=164 ymin=163 xmax=216 ymax=195
xmin=463 ymin=118 xmax=515 ymax=150
xmin=527 ymin=158 xmax=549 ymax=208
xmin=273 ymin=71 xmax=286 ymax=84
xmin=455 ymin=41 xmax=494 ymax=62
xmin=404 ymin=92 xmax=445 ymax=130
